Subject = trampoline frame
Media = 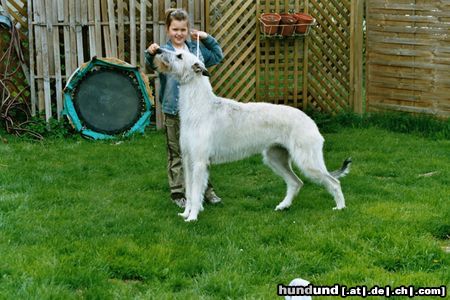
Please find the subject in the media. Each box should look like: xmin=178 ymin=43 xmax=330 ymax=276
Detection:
xmin=63 ymin=57 xmax=153 ymax=139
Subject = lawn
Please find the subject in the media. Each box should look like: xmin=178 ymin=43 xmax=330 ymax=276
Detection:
xmin=0 ymin=122 xmax=449 ymax=299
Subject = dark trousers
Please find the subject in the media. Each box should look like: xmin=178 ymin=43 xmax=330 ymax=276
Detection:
xmin=164 ymin=114 xmax=214 ymax=199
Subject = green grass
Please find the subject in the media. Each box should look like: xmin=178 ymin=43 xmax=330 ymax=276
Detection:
xmin=0 ymin=123 xmax=449 ymax=299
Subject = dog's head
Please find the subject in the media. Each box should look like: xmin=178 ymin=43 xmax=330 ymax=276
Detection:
xmin=153 ymin=49 xmax=210 ymax=83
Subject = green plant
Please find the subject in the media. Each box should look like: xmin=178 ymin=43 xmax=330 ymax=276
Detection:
xmin=24 ymin=115 xmax=72 ymax=139
xmin=306 ymin=110 xmax=449 ymax=139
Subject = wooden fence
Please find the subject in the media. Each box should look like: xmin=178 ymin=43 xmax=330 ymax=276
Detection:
xmin=207 ymin=0 xmax=364 ymax=114
xmin=21 ymin=0 xmax=204 ymax=124
xmin=366 ymin=0 xmax=450 ymax=118
xmin=4 ymin=0 xmax=365 ymax=127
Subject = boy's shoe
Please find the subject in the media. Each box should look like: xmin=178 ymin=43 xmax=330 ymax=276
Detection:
xmin=171 ymin=193 xmax=186 ymax=208
xmin=172 ymin=197 xmax=186 ymax=208
xmin=205 ymin=190 xmax=222 ymax=204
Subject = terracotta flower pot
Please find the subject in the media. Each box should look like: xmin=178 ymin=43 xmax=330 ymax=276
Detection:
xmin=294 ymin=13 xmax=314 ymax=34
xmin=279 ymin=14 xmax=297 ymax=36
xmin=260 ymin=13 xmax=281 ymax=35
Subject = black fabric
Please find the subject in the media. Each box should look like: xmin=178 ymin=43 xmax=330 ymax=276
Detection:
xmin=73 ymin=69 xmax=144 ymax=134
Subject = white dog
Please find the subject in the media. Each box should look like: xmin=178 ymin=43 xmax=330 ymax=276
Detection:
xmin=154 ymin=49 xmax=351 ymax=222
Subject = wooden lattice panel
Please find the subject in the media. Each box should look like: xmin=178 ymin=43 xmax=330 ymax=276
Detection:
xmin=207 ymin=0 xmax=257 ymax=102
xmin=307 ymin=0 xmax=351 ymax=112
xmin=206 ymin=0 xmax=358 ymax=113
xmin=257 ymin=0 xmax=305 ymax=107
xmin=258 ymin=38 xmax=305 ymax=106
xmin=22 ymin=0 xmax=363 ymax=123
xmin=366 ymin=0 xmax=450 ymax=118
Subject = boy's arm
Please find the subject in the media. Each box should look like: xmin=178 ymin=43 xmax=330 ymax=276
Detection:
xmin=200 ymin=35 xmax=224 ymax=68
xmin=144 ymin=50 xmax=158 ymax=70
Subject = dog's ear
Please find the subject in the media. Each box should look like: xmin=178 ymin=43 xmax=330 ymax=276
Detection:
xmin=192 ymin=63 xmax=210 ymax=77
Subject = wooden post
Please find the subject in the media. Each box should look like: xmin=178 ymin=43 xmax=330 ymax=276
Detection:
xmin=94 ymin=0 xmax=102 ymax=57
xmin=45 ymin=0 xmax=55 ymax=77
xmin=27 ymin=0 xmax=37 ymax=116
xmin=200 ymin=0 xmax=205 ymax=31
xmin=62 ymin=0 xmax=71 ymax=77
xmin=204 ymin=0 xmax=210 ymax=32
xmin=151 ymin=0 xmax=162 ymax=130
xmin=117 ymin=0 xmax=125 ymax=60
xmin=130 ymin=0 xmax=136 ymax=65
xmin=33 ymin=0 xmax=44 ymax=113
xmin=274 ymin=0 xmax=279 ymax=105
xmin=350 ymin=0 xmax=364 ymax=114
xmin=52 ymin=0 xmax=62 ymax=119
xmin=101 ymin=0 xmax=111 ymax=57
xmin=139 ymin=0 xmax=147 ymax=67
xmin=108 ymin=0 xmax=118 ymax=58
xmin=40 ymin=0 xmax=51 ymax=121
xmin=293 ymin=0 xmax=300 ymax=108
xmin=302 ymin=0 xmax=309 ymax=110
xmin=88 ymin=0 xmax=96 ymax=58
xmin=255 ymin=0 xmax=260 ymax=102
xmin=188 ymin=0 xmax=195 ymax=28
xmin=69 ymin=0 xmax=77 ymax=71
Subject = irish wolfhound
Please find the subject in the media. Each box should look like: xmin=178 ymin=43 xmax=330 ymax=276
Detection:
xmin=154 ymin=49 xmax=351 ymax=222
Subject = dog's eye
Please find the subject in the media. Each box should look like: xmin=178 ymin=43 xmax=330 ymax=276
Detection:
xmin=176 ymin=54 xmax=183 ymax=59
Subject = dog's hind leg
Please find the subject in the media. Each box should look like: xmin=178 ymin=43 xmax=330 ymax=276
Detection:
xmin=263 ymin=145 xmax=303 ymax=211
xmin=323 ymin=174 xmax=345 ymax=210
xmin=309 ymin=171 xmax=346 ymax=210
xmin=184 ymin=160 xmax=209 ymax=222
xmin=292 ymin=148 xmax=346 ymax=210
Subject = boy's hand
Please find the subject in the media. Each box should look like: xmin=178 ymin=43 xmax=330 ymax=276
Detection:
xmin=191 ymin=30 xmax=208 ymax=40
xmin=147 ymin=43 xmax=160 ymax=55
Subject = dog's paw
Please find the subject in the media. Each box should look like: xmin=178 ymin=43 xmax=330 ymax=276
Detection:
xmin=185 ymin=216 xmax=198 ymax=222
xmin=333 ymin=205 xmax=346 ymax=210
xmin=275 ymin=204 xmax=289 ymax=211
xmin=178 ymin=211 xmax=190 ymax=219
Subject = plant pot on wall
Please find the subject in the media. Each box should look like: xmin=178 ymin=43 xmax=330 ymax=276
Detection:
xmin=260 ymin=13 xmax=281 ymax=35
xmin=279 ymin=14 xmax=297 ymax=36
xmin=294 ymin=13 xmax=314 ymax=34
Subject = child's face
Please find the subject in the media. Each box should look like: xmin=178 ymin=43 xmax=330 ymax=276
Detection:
xmin=167 ymin=19 xmax=189 ymax=48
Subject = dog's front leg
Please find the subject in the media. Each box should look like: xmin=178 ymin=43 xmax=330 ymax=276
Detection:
xmin=179 ymin=153 xmax=192 ymax=219
xmin=185 ymin=161 xmax=209 ymax=222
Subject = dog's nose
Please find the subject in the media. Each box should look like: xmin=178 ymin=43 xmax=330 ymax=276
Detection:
xmin=155 ymin=48 xmax=163 ymax=54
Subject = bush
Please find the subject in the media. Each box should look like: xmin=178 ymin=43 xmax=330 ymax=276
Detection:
xmin=306 ymin=110 xmax=449 ymax=139
xmin=24 ymin=115 xmax=72 ymax=139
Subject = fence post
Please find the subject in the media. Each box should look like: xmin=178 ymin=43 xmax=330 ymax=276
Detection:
xmin=27 ymin=0 xmax=37 ymax=116
xmin=255 ymin=0 xmax=260 ymax=102
xmin=350 ymin=0 xmax=364 ymax=114
xmin=303 ymin=0 xmax=309 ymax=110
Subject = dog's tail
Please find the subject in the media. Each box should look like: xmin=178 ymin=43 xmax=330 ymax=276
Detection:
xmin=330 ymin=157 xmax=352 ymax=179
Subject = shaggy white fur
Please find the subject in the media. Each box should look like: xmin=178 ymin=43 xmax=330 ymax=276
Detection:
xmin=154 ymin=49 xmax=351 ymax=222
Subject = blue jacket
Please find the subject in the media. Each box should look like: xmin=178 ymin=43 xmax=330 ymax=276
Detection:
xmin=145 ymin=35 xmax=223 ymax=115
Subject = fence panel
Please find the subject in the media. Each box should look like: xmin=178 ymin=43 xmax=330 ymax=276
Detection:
xmin=206 ymin=0 xmax=257 ymax=103
xmin=6 ymin=0 xmax=364 ymax=124
xmin=307 ymin=0 xmax=354 ymax=112
xmin=366 ymin=0 xmax=450 ymax=118
xmin=207 ymin=0 xmax=361 ymax=114
xmin=256 ymin=0 xmax=305 ymax=107
xmin=24 ymin=0 xmax=203 ymax=121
